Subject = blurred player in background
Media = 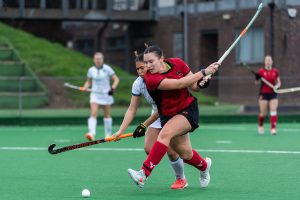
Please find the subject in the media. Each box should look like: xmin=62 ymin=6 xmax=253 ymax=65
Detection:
xmin=123 ymin=45 xmax=219 ymax=189
xmin=82 ymin=52 xmax=119 ymax=140
xmin=256 ymin=55 xmax=281 ymax=135
xmin=113 ymin=51 xmax=188 ymax=189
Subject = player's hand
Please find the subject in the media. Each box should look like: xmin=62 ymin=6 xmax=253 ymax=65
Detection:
xmin=133 ymin=123 xmax=147 ymax=138
xmin=205 ymin=62 xmax=220 ymax=75
xmin=112 ymin=131 xmax=122 ymax=141
xmin=255 ymin=73 xmax=261 ymax=81
xmin=79 ymin=87 xmax=86 ymax=91
xmin=274 ymin=84 xmax=280 ymax=90
xmin=108 ymin=88 xmax=115 ymax=96
xmin=197 ymin=76 xmax=211 ymax=89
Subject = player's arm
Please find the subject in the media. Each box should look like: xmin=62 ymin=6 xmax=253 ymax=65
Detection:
xmin=111 ymin=74 xmax=119 ymax=90
xmin=132 ymin=111 xmax=159 ymax=138
xmin=82 ymin=78 xmax=92 ymax=91
xmin=158 ymin=62 xmax=219 ymax=90
xmin=113 ymin=95 xmax=140 ymax=139
xmin=275 ymin=76 xmax=281 ymax=89
xmin=108 ymin=74 xmax=119 ymax=95
xmin=143 ymin=112 xmax=159 ymax=127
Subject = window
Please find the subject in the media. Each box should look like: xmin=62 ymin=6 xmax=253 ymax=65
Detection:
xmin=235 ymin=27 xmax=264 ymax=63
xmin=173 ymin=33 xmax=184 ymax=59
xmin=107 ymin=37 xmax=126 ymax=50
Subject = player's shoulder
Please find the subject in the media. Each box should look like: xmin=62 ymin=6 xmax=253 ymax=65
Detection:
xmin=133 ymin=76 xmax=144 ymax=85
xmin=165 ymin=57 xmax=185 ymax=65
xmin=103 ymin=64 xmax=113 ymax=70
xmin=272 ymin=67 xmax=279 ymax=72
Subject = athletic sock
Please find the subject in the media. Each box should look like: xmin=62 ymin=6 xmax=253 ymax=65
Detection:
xmin=170 ymin=157 xmax=185 ymax=180
xmin=270 ymin=112 xmax=277 ymax=129
xmin=104 ymin=117 xmax=112 ymax=137
xmin=142 ymin=141 xmax=168 ymax=177
xmin=258 ymin=115 xmax=264 ymax=127
xmin=88 ymin=117 xmax=97 ymax=136
xmin=183 ymin=149 xmax=207 ymax=171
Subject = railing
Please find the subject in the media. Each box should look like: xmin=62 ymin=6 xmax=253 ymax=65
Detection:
xmin=0 ymin=0 xmax=158 ymax=21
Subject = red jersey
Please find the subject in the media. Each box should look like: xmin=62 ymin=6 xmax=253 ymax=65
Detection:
xmin=144 ymin=58 xmax=195 ymax=116
xmin=257 ymin=67 xmax=279 ymax=94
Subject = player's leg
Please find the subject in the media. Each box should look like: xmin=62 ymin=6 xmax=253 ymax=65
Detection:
xmin=170 ymin=134 xmax=211 ymax=188
xmin=258 ymin=97 xmax=268 ymax=134
xmin=103 ymin=105 xmax=112 ymax=138
xmin=128 ymin=115 xmax=191 ymax=188
xmin=86 ymin=102 xmax=98 ymax=141
xmin=269 ymin=98 xmax=278 ymax=135
xmin=144 ymin=126 xmax=187 ymax=189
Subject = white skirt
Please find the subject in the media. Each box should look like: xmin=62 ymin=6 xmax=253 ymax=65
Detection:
xmin=90 ymin=93 xmax=114 ymax=105
xmin=149 ymin=118 xmax=161 ymax=129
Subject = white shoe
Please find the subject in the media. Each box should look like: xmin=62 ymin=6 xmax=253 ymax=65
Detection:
xmin=258 ymin=126 xmax=264 ymax=134
xmin=128 ymin=169 xmax=146 ymax=188
xmin=271 ymin=128 xmax=277 ymax=135
xmin=199 ymin=157 xmax=212 ymax=188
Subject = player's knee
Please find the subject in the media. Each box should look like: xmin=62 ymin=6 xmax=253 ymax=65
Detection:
xmin=167 ymin=151 xmax=179 ymax=160
xmin=179 ymin=151 xmax=193 ymax=160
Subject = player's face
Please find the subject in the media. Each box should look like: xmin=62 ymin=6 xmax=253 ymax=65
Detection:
xmin=264 ymin=56 xmax=273 ymax=69
xmin=136 ymin=61 xmax=146 ymax=78
xmin=94 ymin=55 xmax=104 ymax=67
xmin=144 ymin=52 xmax=162 ymax=74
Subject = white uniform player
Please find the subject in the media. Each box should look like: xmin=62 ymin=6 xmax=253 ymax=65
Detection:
xmin=88 ymin=64 xmax=115 ymax=105
xmin=83 ymin=52 xmax=119 ymax=140
xmin=131 ymin=76 xmax=161 ymax=129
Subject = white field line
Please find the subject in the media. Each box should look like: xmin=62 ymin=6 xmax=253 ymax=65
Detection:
xmin=200 ymin=126 xmax=300 ymax=132
xmin=1 ymin=147 xmax=300 ymax=154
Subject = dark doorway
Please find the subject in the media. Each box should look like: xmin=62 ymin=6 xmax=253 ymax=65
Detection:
xmin=200 ymin=30 xmax=218 ymax=96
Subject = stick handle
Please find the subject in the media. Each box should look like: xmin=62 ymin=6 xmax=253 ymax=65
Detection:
xmin=199 ymin=3 xmax=263 ymax=83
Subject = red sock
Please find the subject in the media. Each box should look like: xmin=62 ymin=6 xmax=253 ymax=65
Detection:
xmin=271 ymin=115 xmax=277 ymax=129
xmin=142 ymin=141 xmax=168 ymax=177
xmin=183 ymin=149 xmax=207 ymax=171
xmin=258 ymin=115 xmax=264 ymax=127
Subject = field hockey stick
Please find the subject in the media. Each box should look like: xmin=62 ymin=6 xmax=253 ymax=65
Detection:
xmin=48 ymin=133 xmax=133 ymax=155
xmin=199 ymin=3 xmax=263 ymax=86
xmin=241 ymin=62 xmax=277 ymax=89
xmin=275 ymin=87 xmax=300 ymax=94
xmin=241 ymin=62 xmax=300 ymax=93
xmin=64 ymin=82 xmax=105 ymax=94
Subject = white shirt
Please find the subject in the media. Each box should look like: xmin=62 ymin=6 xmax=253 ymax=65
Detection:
xmin=87 ymin=64 xmax=115 ymax=94
xmin=132 ymin=77 xmax=158 ymax=112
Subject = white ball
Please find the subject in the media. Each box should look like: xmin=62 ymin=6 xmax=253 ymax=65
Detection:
xmin=81 ymin=189 xmax=90 ymax=198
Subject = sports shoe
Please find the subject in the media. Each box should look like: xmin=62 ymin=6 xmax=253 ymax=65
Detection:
xmin=128 ymin=168 xmax=146 ymax=188
xmin=271 ymin=128 xmax=277 ymax=135
xmin=199 ymin=157 xmax=212 ymax=188
xmin=85 ymin=133 xmax=94 ymax=141
xmin=258 ymin=126 xmax=264 ymax=134
xmin=171 ymin=178 xmax=188 ymax=189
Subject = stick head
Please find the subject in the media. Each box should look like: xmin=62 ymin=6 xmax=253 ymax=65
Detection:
xmin=48 ymin=144 xmax=57 ymax=155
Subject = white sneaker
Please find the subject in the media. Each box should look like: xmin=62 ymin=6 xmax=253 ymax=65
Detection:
xmin=199 ymin=157 xmax=212 ymax=188
xmin=258 ymin=126 xmax=264 ymax=134
xmin=128 ymin=169 xmax=146 ymax=188
xmin=271 ymin=128 xmax=277 ymax=135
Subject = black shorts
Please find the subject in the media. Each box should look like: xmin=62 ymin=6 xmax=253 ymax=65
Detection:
xmin=160 ymin=99 xmax=199 ymax=133
xmin=259 ymin=93 xmax=278 ymax=101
